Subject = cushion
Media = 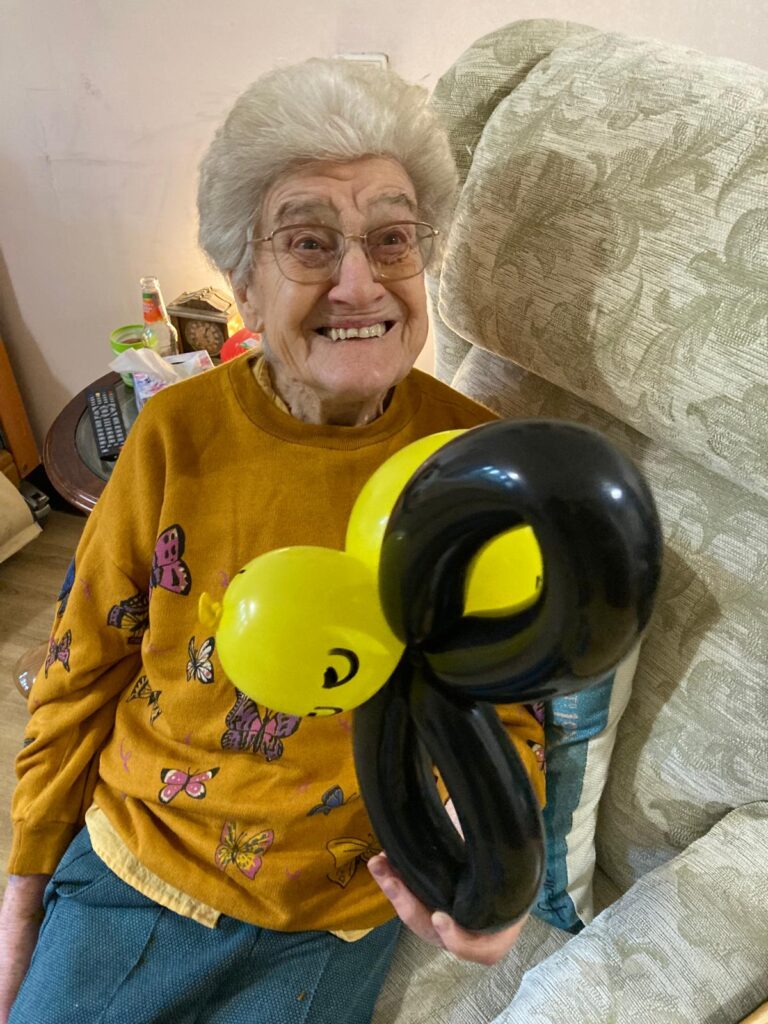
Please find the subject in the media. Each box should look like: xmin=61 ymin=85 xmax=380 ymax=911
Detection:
xmin=494 ymin=803 xmax=768 ymax=1024
xmin=534 ymin=644 xmax=639 ymax=932
xmin=435 ymin=27 xmax=768 ymax=496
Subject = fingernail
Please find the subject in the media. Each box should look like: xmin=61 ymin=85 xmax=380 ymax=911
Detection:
xmin=432 ymin=911 xmax=451 ymax=931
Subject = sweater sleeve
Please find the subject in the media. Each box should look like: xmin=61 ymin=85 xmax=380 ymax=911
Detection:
xmin=8 ymin=403 xmax=167 ymax=875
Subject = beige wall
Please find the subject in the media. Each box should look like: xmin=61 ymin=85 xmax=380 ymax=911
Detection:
xmin=1 ymin=0 xmax=767 ymax=442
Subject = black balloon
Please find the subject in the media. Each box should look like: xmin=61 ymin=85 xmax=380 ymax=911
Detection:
xmin=354 ymin=419 xmax=663 ymax=932
xmin=353 ymin=656 xmax=545 ymax=931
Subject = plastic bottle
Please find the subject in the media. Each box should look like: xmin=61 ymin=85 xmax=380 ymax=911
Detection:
xmin=141 ymin=276 xmax=179 ymax=356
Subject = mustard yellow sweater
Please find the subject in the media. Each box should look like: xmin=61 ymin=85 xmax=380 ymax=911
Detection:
xmin=11 ymin=353 xmax=544 ymax=932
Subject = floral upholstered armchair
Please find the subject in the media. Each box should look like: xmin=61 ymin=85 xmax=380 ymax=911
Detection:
xmin=372 ymin=19 xmax=768 ymax=1024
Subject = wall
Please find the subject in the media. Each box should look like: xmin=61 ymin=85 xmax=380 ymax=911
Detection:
xmin=1 ymin=0 xmax=766 ymax=442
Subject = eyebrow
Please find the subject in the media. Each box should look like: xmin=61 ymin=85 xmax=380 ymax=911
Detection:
xmin=272 ymin=191 xmax=418 ymax=227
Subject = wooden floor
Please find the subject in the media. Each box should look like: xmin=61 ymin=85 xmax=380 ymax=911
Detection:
xmin=0 ymin=510 xmax=84 ymax=893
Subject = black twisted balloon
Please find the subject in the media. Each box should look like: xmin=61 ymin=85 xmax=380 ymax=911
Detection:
xmin=353 ymin=420 xmax=663 ymax=932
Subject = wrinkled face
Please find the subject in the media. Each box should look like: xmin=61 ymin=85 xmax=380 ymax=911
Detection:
xmin=235 ymin=157 xmax=430 ymax=407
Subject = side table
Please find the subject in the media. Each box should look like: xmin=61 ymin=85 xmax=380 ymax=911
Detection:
xmin=43 ymin=371 xmax=138 ymax=513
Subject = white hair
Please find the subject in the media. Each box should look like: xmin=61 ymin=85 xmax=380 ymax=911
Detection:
xmin=197 ymin=59 xmax=458 ymax=288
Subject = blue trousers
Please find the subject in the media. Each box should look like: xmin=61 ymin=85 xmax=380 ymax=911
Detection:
xmin=10 ymin=828 xmax=400 ymax=1024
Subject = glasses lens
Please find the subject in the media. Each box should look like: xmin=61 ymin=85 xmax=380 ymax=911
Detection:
xmin=264 ymin=222 xmax=436 ymax=283
xmin=367 ymin=222 xmax=434 ymax=280
xmin=271 ymin=225 xmax=341 ymax=283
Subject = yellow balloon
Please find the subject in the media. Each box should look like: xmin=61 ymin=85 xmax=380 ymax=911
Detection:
xmin=345 ymin=430 xmax=466 ymax=572
xmin=465 ymin=525 xmax=543 ymax=616
xmin=208 ymin=547 xmax=404 ymax=717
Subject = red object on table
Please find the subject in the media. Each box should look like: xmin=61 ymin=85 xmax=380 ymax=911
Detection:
xmin=219 ymin=329 xmax=259 ymax=362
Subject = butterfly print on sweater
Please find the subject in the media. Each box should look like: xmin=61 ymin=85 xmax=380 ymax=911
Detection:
xmin=159 ymin=767 xmax=219 ymax=804
xmin=126 ymin=675 xmax=162 ymax=726
xmin=44 ymin=631 xmax=72 ymax=676
xmin=326 ymin=835 xmax=381 ymax=888
xmin=187 ymin=636 xmax=215 ymax=684
xmin=151 ymin=525 xmax=191 ymax=595
xmin=107 ymin=591 xmax=149 ymax=644
xmin=221 ymin=691 xmax=301 ymax=761
xmin=307 ymin=785 xmax=358 ymax=817
xmin=215 ymin=821 xmax=273 ymax=879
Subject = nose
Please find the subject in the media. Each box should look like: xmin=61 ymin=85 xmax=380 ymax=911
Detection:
xmin=326 ymin=239 xmax=388 ymax=305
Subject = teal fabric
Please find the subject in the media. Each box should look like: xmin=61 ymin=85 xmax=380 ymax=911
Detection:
xmin=11 ymin=828 xmax=400 ymax=1024
xmin=534 ymin=673 xmax=615 ymax=932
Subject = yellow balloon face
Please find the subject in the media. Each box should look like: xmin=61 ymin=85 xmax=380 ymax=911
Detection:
xmin=345 ymin=430 xmax=466 ymax=572
xmin=465 ymin=525 xmax=543 ymax=616
xmin=214 ymin=547 xmax=404 ymax=717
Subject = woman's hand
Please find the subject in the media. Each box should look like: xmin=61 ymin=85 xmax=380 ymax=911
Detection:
xmin=367 ymin=852 xmax=527 ymax=966
xmin=0 ymin=875 xmax=49 ymax=1023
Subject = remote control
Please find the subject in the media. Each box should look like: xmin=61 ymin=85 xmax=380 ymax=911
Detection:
xmin=86 ymin=386 xmax=127 ymax=461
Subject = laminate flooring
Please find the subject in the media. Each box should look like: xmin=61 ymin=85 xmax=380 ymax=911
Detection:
xmin=0 ymin=510 xmax=84 ymax=893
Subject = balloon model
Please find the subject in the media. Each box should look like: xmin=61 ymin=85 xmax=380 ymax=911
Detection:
xmin=352 ymin=420 xmax=663 ymax=932
xmin=200 ymin=419 xmax=663 ymax=933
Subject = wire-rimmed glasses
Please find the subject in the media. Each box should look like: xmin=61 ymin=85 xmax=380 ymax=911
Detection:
xmin=250 ymin=221 xmax=439 ymax=284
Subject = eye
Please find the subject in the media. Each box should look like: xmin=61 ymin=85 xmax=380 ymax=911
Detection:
xmin=279 ymin=227 xmax=338 ymax=261
xmin=368 ymin=224 xmax=415 ymax=263
xmin=323 ymin=648 xmax=360 ymax=689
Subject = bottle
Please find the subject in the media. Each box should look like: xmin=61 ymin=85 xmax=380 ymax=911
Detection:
xmin=141 ymin=276 xmax=179 ymax=356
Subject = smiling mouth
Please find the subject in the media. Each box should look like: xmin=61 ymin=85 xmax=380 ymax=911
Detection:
xmin=315 ymin=321 xmax=394 ymax=342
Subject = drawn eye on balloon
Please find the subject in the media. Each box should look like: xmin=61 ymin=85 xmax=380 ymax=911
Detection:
xmin=323 ymin=649 xmax=360 ymax=690
xmin=352 ymin=419 xmax=663 ymax=933
xmin=198 ymin=549 xmax=404 ymax=718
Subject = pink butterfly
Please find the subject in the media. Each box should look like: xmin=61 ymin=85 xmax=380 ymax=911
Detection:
xmin=150 ymin=525 xmax=191 ymax=595
xmin=158 ymin=766 xmax=219 ymax=804
xmin=44 ymin=630 xmax=72 ymax=676
xmin=221 ymin=692 xmax=301 ymax=761
xmin=215 ymin=821 xmax=273 ymax=879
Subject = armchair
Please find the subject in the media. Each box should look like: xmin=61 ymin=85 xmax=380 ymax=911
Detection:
xmin=373 ymin=19 xmax=767 ymax=1024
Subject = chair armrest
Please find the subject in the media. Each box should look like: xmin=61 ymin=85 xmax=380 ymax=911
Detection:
xmin=493 ymin=803 xmax=768 ymax=1024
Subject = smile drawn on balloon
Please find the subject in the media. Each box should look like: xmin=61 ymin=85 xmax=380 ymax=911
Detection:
xmin=323 ymin=648 xmax=360 ymax=689
xmin=307 ymin=706 xmax=344 ymax=717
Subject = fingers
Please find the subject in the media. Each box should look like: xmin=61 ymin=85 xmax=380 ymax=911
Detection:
xmin=368 ymin=852 xmax=529 ymax=964
xmin=367 ymin=854 xmax=442 ymax=945
xmin=431 ymin=912 xmax=528 ymax=966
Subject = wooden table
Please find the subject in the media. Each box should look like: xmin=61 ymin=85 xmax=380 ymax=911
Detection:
xmin=43 ymin=371 xmax=138 ymax=513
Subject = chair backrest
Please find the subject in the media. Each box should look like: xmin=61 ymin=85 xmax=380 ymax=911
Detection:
xmin=429 ymin=19 xmax=768 ymax=893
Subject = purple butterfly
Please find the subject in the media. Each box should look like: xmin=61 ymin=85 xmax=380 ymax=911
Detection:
xmin=525 ymin=701 xmax=546 ymax=726
xmin=44 ymin=631 xmax=71 ymax=676
xmin=221 ymin=692 xmax=301 ymax=762
xmin=107 ymin=590 xmax=150 ymax=644
xmin=150 ymin=525 xmax=191 ymax=595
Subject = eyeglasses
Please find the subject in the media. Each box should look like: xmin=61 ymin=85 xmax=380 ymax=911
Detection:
xmin=249 ymin=221 xmax=439 ymax=284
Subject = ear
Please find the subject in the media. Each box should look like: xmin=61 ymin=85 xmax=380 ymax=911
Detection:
xmin=229 ymin=272 xmax=265 ymax=334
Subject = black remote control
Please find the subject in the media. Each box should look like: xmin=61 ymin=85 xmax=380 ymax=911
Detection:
xmin=86 ymin=386 xmax=127 ymax=461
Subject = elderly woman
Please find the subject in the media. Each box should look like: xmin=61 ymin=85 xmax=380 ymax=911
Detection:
xmin=0 ymin=60 xmax=545 ymax=1024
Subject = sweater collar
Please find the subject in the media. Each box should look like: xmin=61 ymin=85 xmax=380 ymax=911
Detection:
xmin=228 ymin=351 xmax=423 ymax=449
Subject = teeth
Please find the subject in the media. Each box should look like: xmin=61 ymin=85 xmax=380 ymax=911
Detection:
xmin=324 ymin=322 xmax=387 ymax=342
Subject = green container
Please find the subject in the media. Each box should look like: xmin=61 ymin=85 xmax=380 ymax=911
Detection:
xmin=109 ymin=324 xmax=157 ymax=387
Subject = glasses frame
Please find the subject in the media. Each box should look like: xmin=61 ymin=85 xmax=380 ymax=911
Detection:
xmin=249 ymin=220 xmax=440 ymax=284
